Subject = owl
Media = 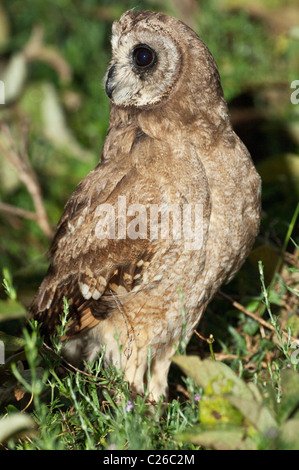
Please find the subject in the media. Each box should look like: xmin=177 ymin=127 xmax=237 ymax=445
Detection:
xmin=29 ymin=9 xmax=261 ymax=401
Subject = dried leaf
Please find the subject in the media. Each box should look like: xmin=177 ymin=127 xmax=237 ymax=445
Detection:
xmin=14 ymin=386 xmax=25 ymax=402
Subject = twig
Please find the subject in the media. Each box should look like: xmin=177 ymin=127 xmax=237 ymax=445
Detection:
xmin=175 ymin=383 xmax=191 ymax=399
xmin=0 ymin=122 xmax=53 ymax=239
xmin=21 ymin=392 xmax=34 ymax=413
xmin=218 ymin=290 xmax=297 ymax=342
xmin=24 ymin=25 xmax=72 ymax=83
xmin=41 ymin=342 xmax=110 ymax=384
xmin=193 ymin=330 xmax=216 ymax=360
xmin=0 ymin=201 xmax=38 ymax=221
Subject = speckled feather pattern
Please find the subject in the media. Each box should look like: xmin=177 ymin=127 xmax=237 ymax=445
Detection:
xmin=29 ymin=10 xmax=261 ymax=401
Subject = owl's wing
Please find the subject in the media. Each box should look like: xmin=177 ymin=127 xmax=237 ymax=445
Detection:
xmin=29 ymin=163 xmax=156 ymax=339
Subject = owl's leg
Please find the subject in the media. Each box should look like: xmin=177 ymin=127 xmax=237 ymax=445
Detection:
xmin=62 ymin=335 xmax=85 ymax=366
xmin=147 ymin=346 xmax=174 ymax=402
xmin=121 ymin=343 xmax=171 ymax=401
xmin=62 ymin=330 xmax=171 ymax=402
xmin=123 ymin=359 xmax=148 ymax=397
xmin=123 ymin=349 xmax=171 ymax=402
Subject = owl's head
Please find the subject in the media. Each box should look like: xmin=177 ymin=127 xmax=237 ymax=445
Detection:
xmin=104 ymin=10 xmax=224 ymax=110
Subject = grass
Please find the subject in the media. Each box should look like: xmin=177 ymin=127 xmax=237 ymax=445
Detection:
xmin=0 ymin=221 xmax=298 ymax=449
xmin=1 ymin=324 xmax=201 ymax=450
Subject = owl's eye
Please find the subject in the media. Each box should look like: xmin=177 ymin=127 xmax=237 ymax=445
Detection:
xmin=133 ymin=45 xmax=156 ymax=69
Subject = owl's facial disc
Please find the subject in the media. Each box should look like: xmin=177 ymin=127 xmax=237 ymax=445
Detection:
xmin=105 ymin=25 xmax=182 ymax=108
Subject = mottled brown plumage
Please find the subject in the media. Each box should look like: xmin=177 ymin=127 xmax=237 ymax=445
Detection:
xmin=29 ymin=9 xmax=261 ymax=400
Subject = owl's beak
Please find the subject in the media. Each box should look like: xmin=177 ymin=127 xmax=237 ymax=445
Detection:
xmin=105 ymin=65 xmax=116 ymax=99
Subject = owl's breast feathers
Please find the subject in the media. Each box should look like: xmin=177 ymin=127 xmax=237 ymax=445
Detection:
xmin=29 ymin=105 xmax=260 ymax=342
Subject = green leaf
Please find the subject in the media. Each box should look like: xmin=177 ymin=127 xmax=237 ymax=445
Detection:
xmin=286 ymin=315 xmax=299 ymax=337
xmin=278 ymin=419 xmax=299 ymax=450
xmin=247 ymin=382 xmax=264 ymax=403
xmin=0 ymin=331 xmax=26 ymax=353
xmin=248 ymin=245 xmax=280 ymax=284
xmin=0 ymin=413 xmax=36 ymax=443
xmin=285 ymin=285 xmax=299 ymax=297
xmin=227 ymin=395 xmax=278 ymax=433
xmin=278 ymin=369 xmax=299 ymax=423
xmin=199 ymin=395 xmax=245 ymax=425
xmin=0 ymin=299 xmax=26 ymax=321
xmin=2 ymin=268 xmax=17 ymax=301
xmin=177 ymin=423 xmax=257 ymax=450
xmin=257 ymin=153 xmax=299 ymax=195
xmin=101 ymin=389 xmax=117 ymax=409
xmin=172 ymin=356 xmax=256 ymax=400
xmin=0 ymin=3 xmax=10 ymax=49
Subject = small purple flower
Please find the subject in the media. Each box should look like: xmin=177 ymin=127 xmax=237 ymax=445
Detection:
xmin=194 ymin=393 xmax=202 ymax=402
xmin=287 ymin=363 xmax=291 ymax=368
xmin=266 ymin=428 xmax=279 ymax=439
xmin=125 ymin=400 xmax=134 ymax=412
